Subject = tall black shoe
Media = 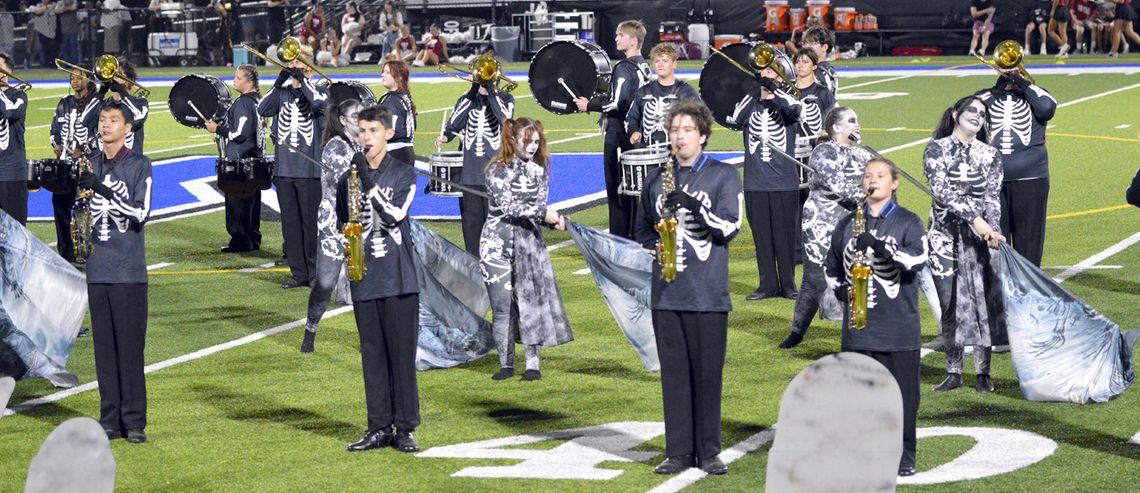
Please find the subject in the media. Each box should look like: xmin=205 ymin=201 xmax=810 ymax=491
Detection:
xmin=491 ymin=368 xmax=515 ymax=381
xmin=521 ymin=369 xmax=541 ymax=381
xmin=976 ymin=374 xmax=995 ymax=393
xmin=745 ymin=289 xmax=779 ymax=301
xmin=778 ymin=331 xmax=804 ymax=349
xmin=220 ymin=245 xmax=253 ymax=253
xmin=781 ymin=288 xmax=799 ymax=300
xmin=281 ymin=278 xmax=309 ymax=289
xmin=274 ymin=258 xmax=287 ymax=267
xmin=898 ymin=466 xmax=916 ymax=477
xmin=699 ymin=455 xmax=728 ymax=475
xmin=933 ymin=373 xmax=963 ymax=393
xmin=126 ymin=429 xmax=147 ymax=444
xmin=654 ymin=454 xmax=695 ymax=474
xmin=300 ymin=330 xmax=316 ymax=353
xmin=347 ymin=429 xmax=394 ymax=452
xmin=394 ymin=431 xmax=419 ymax=452
xmin=104 ymin=428 xmax=122 ymax=440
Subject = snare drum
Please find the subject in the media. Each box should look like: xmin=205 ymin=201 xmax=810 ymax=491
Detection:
xmin=27 ymin=159 xmax=41 ymax=191
xmin=619 ymin=148 xmax=669 ymax=196
xmin=216 ymin=157 xmax=275 ymax=194
xmin=426 ymin=152 xmax=464 ymax=197
xmin=35 ymin=159 xmax=76 ymax=194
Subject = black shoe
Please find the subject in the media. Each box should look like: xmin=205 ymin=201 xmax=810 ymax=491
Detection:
xmin=933 ymin=373 xmax=963 ymax=393
xmin=281 ymin=278 xmax=309 ymax=289
xmin=300 ymin=330 xmax=316 ymax=353
xmin=976 ymin=374 xmax=995 ymax=393
xmin=104 ymin=428 xmax=122 ymax=440
xmin=125 ymin=429 xmax=147 ymax=443
xmin=521 ymin=369 xmax=541 ymax=381
xmin=491 ymin=368 xmax=515 ymax=381
xmin=778 ymin=331 xmax=804 ymax=349
xmin=347 ymin=429 xmax=394 ymax=452
xmin=394 ymin=431 xmax=419 ymax=452
xmin=922 ymin=336 xmax=949 ymax=352
xmin=274 ymin=259 xmax=287 ymax=267
xmin=699 ymin=455 xmax=728 ymax=475
xmin=221 ymin=245 xmax=253 ymax=253
xmin=77 ymin=327 xmax=90 ymax=338
xmin=654 ymin=454 xmax=695 ymax=475
xmin=781 ymin=289 xmax=799 ymax=300
xmin=745 ymin=289 xmax=779 ymax=301
xmin=898 ymin=466 xmax=916 ymax=477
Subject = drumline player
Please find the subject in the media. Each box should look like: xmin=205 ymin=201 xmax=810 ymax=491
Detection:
xmin=0 ymin=52 xmax=29 ymax=224
xmin=377 ymin=60 xmax=417 ymax=166
xmin=96 ymin=58 xmax=149 ymax=153
xmin=791 ymin=49 xmax=836 ymax=264
xmin=625 ymin=43 xmax=699 ymax=149
xmin=49 ymin=69 xmax=100 ymax=262
xmin=205 ymin=64 xmax=265 ymax=254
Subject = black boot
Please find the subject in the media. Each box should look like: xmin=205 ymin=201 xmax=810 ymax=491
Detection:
xmin=491 ymin=368 xmax=515 ymax=381
xmin=933 ymin=373 xmax=963 ymax=392
xmin=778 ymin=331 xmax=805 ymax=349
xmin=976 ymin=374 xmax=994 ymax=393
xmin=300 ymin=329 xmax=316 ymax=353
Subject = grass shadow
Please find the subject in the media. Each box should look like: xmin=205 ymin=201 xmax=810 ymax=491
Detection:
xmin=469 ymin=399 xmax=569 ymax=427
xmin=192 ymin=383 xmax=358 ymax=441
xmin=553 ymin=356 xmax=658 ymax=383
xmin=1064 ymin=270 xmax=1140 ymax=297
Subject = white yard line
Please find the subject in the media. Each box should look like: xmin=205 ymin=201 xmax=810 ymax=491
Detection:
xmin=239 ymin=262 xmax=279 ymax=273
xmin=646 ymin=429 xmax=776 ymax=493
xmin=1056 ymin=82 xmax=1140 ymax=108
xmin=548 ymin=132 xmax=602 ymax=145
xmin=146 ymin=262 xmax=175 ymax=271
xmin=1053 ymin=232 xmax=1140 ymax=283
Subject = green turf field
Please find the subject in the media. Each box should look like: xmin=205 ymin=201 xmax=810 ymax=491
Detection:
xmin=3 ymin=55 xmax=1139 ymax=491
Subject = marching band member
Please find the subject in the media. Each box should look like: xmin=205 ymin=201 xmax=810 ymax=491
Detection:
xmin=259 ymin=44 xmax=327 ymax=289
xmin=728 ymin=63 xmax=802 ymax=302
xmin=574 ymin=19 xmax=651 ymax=239
xmin=79 ymin=100 xmax=153 ymax=443
xmin=779 ymin=107 xmax=875 ymax=349
xmin=337 ymin=106 xmax=421 ymax=454
xmin=792 ymin=49 xmax=836 ymax=264
xmin=50 ymin=69 xmax=100 ymax=261
xmin=825 ymin=157 xmax=928 ymax=477
xmin=924 ymin=96 xmax=1006 ymax=393
xmin=434 ymin=68 xmax=515 ymax=255
xmin=0 ymin=52 xmax=28 ymax=224
xmin=626 ymin=43 xmax=698 ymax=149
xmin=205 ymin=64 xmax=264 ymax=254
xmin=481 ymin=117 xmax=571 ymax=382
xmin=378 ymin=60 xmax=417 ymax=166
xmin=301 ymin=98 xmax=363 ymax=354
xmin=96 ymin=58 xmax=149 ymax=153
xmin=635 ymin=99 xmax=742 ymax=476
xmin=802 ymin=26 xmax=838 ymax=96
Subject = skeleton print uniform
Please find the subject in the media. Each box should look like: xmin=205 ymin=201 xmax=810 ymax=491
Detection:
xmin=480 ymin=158 xmax=572 ymax=371
xmin=379 ymin=90 xmax=416 ymax=165
xmin=85 ymin=146 xmax=153 ymax=284
xmin=304 ymin=135 xmax=360 ymax=333
xmin=0 ymin=86 xmax=28 ymax=223
xmin=442 ymin=88 xmax=515 ymax=186
xmin=589 ymin=55 xmax=650 ymax=239
xmin=91 ymin=85 xmax=149 ymax=153
xmin=259 ymin=77 xmax=327 ymax=179
xmin=48 ymin=89 xmax=101 ymax=259
xmin=816 ymin=61 xmax=838 ymax=97
xmin=974 ymin=78 xmax=1055 ymax=181
xmin=624 ymin=80 xmax=699 ymax=147
xmin=924 ymin=135 xmax=1006 ymax=375
xmin=793 ymin=82 xmax=835 ymax=164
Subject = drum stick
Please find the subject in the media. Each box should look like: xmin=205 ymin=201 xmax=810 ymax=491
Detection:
xmin=276 ymin=140 xmax=333 ymax=172
xmin=187 ymin=101 xmax=210 ymax=124
xmin=437 ymin=107 xmax=448 ymax=154
xmin=412 ymin=154 xmax=491 ymax=199
xmin=557 ymin=77 xmax=578 ymax=100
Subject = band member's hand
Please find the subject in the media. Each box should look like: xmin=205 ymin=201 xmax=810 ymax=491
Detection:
xmin=467 ymin=83 xmax=481 ymax=98
xmin=78 ymin=172 xmax=113 ymax=198
xmin=434 ymin=134 xmax=449 ymax=147
xmin=835 ymin=287 xmax=849 ymax=303
xmin=544 ymin=210 xmax=565 ymax=230
xmin=855 ymin=231 xmax=878 ymax=252
xmin=1008 ymin=71 xmax=1031 ymax=88
xmin=53 ymin=145 xmax=62 ymax=158
xmin=758 ymin=76 xmax=778 ymax=92
xmin=204 ymin=120 xmax=218 ymax=133
xmin=478 ymin=84 xmax=491 ymax=96
xmin=574 ymin=96 xmax=589 ymax=112
xmin=291 ymin=67 xmax=305 ymax=82
xmin=972 ymin=217 xmax=1004 ymax=249
xmin=629 ymin=131 xmax=641 ymax=146
xmin=665 ymin=190 xmax=701 ymax=212
xmin=351 ymin=152 xmax=371 ymax=174
xmin=276 ymin=69 xmax=292 ymax=87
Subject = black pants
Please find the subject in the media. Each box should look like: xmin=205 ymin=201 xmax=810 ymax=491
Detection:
xmin=459 ymin=186 xmax=489 ymax=256
xmin=88 ymin=283 xmax=148 ymax=432
xmin=0 ymin=180 xmax=28 ymax=225
xmin=52 ymin=190 xmax=77 ymax=261
xmin=604 ymin=134 xmax=637 ymax=239
xmin=224 ymin=191 xmax=262 ymax=250
xmin=847 ymin=349 xmax=920 ymax=469
xmin=745 ymin=190 xmax=799 ymax=295
xmin=353 ymin=293 xmax=421 ymax=433
xmin=275 ymin=177 xmax=320 ymax=282
xmin=653 ymin=310 xmax=728 ymax=460
xmin=796 ymin=187 xmax=809 ymax=263
xmin=999 ymin=178 xmax=1049 ymax=267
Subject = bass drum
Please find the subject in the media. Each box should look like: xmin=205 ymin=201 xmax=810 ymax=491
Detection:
xmin=529 ymin=40 xmax=612 ymax=115
xmin=699 ymin=42 xmax=758 ymax=131
xmin=330 ymin=80 xmax=377 ymax=108
xmin=169 ymin=73 xmax=231 ymax=129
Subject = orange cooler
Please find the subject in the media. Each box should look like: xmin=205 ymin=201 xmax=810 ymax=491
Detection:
xmin=713 ymin=34 xmax=744 ymax=50
xmin=789 ymin=8 xmax=806 ymax=31
xmin=806 ymin=0 xmax=831 ymax=27
xmin=764 ymin=0 xmax=790 ymax=32
xmin=834 ymin=7 xmax=857 ymax=31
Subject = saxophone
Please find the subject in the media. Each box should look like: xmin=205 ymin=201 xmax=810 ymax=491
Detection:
xmin=71 ymin=142 xmax=95 ymax=260
xmin=343 ymin=163 xmax=367 ymax=282
xmin=848 ymin=190 xmax=873 ymax=330
xmin=655 ymin=150 xmax=679 ymax=282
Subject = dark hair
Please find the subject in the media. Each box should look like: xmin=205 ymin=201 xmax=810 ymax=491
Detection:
xmin=324 ymin=98 xmax=364 ymax=144
xmin=357 ymin=105 xmax=393 ymax=129
xmin=664 ymin=98 xmax=714 ymax=147
xmin=99 ymin=100 xmax=133 ymax=124
xmin=793 ymin=49 xmax=819 ymax=66
xmin=382 ymin=60 xmax=416 ymax=114
xmin=118 ymin=57 xmax=138 ymax=84
xmin=933 ymin=95 xmax=989 ymax=142
xmin=489 ymin=117 xmax=550 ymax=173
xmin=818 ymin=106 xmax=854 ymax=143
xmin=804 ymin=27 xmax=834 ymax=53
xmin=0 ymin=52 xmax=12 ymax=70
xmin=237 ymin=63 xmax=260 ymax=95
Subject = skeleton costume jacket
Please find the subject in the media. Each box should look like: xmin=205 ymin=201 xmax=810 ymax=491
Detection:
xmin=259 ymin=77 xmax=327 ymax=179
xmin=815 ymin=61 xmax=838 ymax=97
xmin=318 ymin=136 xmax=359 ymax=262
xmin=379 ymin=90 xmax=416 ymax=152
xmin=0 ymin=87 xmax=28 ymax=181
xmin=825 ymin=199 xmax=929 ymax=351
xmin=86 ymin=86 xmax=150 ymax=153
xmin=974 ymin=77 xmax=1056 ymax=181
xmin=85 ymin=146 xmax=153 ymax=284
xmin=480 ymin=157 xmax=573 ymax=347
xmin=793 ymin=82 xmax=836 ymax=162
xmin=587 ymin=55 xmax=651 ymax=139
xmin=219 ymin=92 xmax=264 ymax=160
xmin=50 ymin=91 xmax=101 ymax=155
xmin=336 ymin=154 xmax=418 ymax=301
xmin=801 ymin=141 xmax=876 ymax=265
xmin=443 ymin=88 xmax=515 ymax=186
xmin=635 ymin=153 xmax=744 ymax=312
xmin=624 ymin=80 xmax=699 ymax=147
xmin=727 ymin=88 xmax=802 ymax=192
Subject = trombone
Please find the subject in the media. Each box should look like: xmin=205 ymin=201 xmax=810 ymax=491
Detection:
xmin=710 ymin=43 xmax=799 ymax=99
xmin=242 ymin=37 xmax=332 ymax=88
xmin=974 ymin=40 xmax=1036 ymax=86
xmin=438 ymin=54 xmax=517 ymax=93
xmin=0 ymin=66 xmax=31 ymax=92
xmin=58 ymin=56 xmax=150 ymax=98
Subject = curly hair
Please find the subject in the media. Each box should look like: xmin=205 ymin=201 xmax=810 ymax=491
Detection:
xmin=488 ymin=117 xmax=550 ymax=173
xmin=664 ymin=99 xmax=714 ymax=147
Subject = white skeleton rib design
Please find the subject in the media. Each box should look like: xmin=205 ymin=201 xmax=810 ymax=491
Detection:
xmin=800 ymin=96 xmax=824 ymax=135
xmin=463 ymin=107 xmax=500 ymax=158
xmin=990 ymin=95 xmax=1032 ymax=155
xmin=843 ymin=235 xmax=902 ymax=308
xmin=90 ymin=178 xmax=133 ymax=241
xmin=277 ymin=101 xmax=315 ymax=148
xmin=363 ymin=186 xmax=404 ymax=258
xmin=748 ymin=109 xmax=786 ymax=162
xmin=642 ymin=94 xmax=678 ymax=140
xmin=656 ymin=187 xmax=713 ymax=273
xmin=0 ymin=115 xmax=9 ymax=150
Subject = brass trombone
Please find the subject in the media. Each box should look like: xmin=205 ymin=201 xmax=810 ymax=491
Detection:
xmin=974 ymin=40 xmax=1036 ymax=85
xmin=438 ymin=54 xmax=517 ymax=93
xmin=242 ymin=37 xmax=332 ymax=87
xmin=55 ymin=58 xmax=97 ymax=79
xmin=61 ymin=56 xmax=150 ymax=98
xmin=710 ymin=43 xmax=799 ymax=99
xmin=0 ymin=65 xmax=31 ymax=92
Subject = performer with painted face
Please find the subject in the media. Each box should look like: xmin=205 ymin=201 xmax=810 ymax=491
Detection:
xmin=825 ymin=157 xmax=929 ymax=477
xmin=779 ymin=107 xmax=875 ymax=349
xmin=78 ymin=100 xmax=153 ymax=443
xmin=378 ymin=60 xmax=416 ymax=166
xmin=205 ymin=64 xmax=264 ymax=254
xmin=434 ymin=71 xmax=515 ymax=255
xmin=727 ymin=64 xmax=802 ymax=301
xmin=481 ymin=118 xmax=571 ymax=381
xmin=924 ymin=96 xmax=1006 ymax=393
xmin=625 ymin=43 xmax=699 ymax=149
xmin=300 ymin=98 xmax=364 ymax=353
xmin=635 ymin=99 xmax=743 ymax=476
xmin=259 ymin=44 xmax=328 ymax=289
xmin=574 ymin=19 xmax=651 ymax=239
xmin=973 ymin=62 xmax=1055 ymax=267
xmin=95 ymin=58 xmax=148 ymax=153
xmin=791 ymin=49 xmax=836 ymax=265
xmin=0 ymin=52 xmax=29 ymax=224
xmin=337 ymin=106 xmax=421 ymax=454
xmin=50 ymin=69 xmax=100 ymax=260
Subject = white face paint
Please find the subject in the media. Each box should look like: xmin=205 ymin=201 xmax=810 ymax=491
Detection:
xmin=340 ymin=102 xmax=364 ymax=140
xmin=956 ymin=100 xmax=987 ymax=138
xmin=832 ymin=109 xmax=861 ymax=143
xmin=516 ymin=129 xmax=541 ymax=162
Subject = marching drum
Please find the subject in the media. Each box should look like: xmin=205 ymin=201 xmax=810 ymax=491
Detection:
xmin=528 ymin=40 xmax=612 ymax=115
xmin=26 ymin=159 xmax=41 ymax=191
xmin=34 ymin=159 xmax=76 ymax=194
xmin=216 ymin=156 xmax=275 ymax=195
xmin=329 ymin=80 xmax=377 ymax=108
xmin=699 ymin=42 xmax=759 ymax=130
xmin=426 ymin=152 xmax=464 ymax=197
xmin=619 ymin=148 xmax=669 ymax=196
xmin=169 ymin=73 xmax=231 ymax=129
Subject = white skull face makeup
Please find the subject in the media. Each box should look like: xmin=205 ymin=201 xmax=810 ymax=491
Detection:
xmin=516 ymin=128 xmax=541 ymax=162
xmin=955 ymin=100 xmax=987 ymax=138
xmin=340 ymin=102 xmax=364 ymax=140
xmin=832 ymin=109 xmax=860 ymax=143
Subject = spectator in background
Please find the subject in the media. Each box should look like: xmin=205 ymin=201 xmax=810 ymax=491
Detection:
xmin=1070 ymin=0 xmax=1097 ymax=53
xmin=785 ymin=15 xmax=824 ymax=57
xmin=78 ymin=0 xmax=96 ymax=66
xmin=377 ymin=0 xmax=402 ymax=55
xmin=267 ymin=0 xmax=290 ymax=41
xmin=1047 ymin=0 xmax=1073 ymax=58
xmin=101 ymin=0 xmax=126 ymax=55
xmin=968 ymin=0 xmax=996 ymax=56
xmin=1027 ymin=0 xmax=1052 ymax=54
xmin=316 ymin=26 xmax=343 ymax=67
xmin=299 ymin=0 xmax=325 ymax=53
xmin=30 ymin=0 xmax=57 ymax=67
xmin=56 ymin=0 xmax=80 ymax=64
xmin=1107 ymin=0 xmax=1140 ymax=58
xmin=385 ymin=23 xmax=415 ymax=63
xmin=339 ymin=2 xmax=364 ymax=63
xmin=0 ymin=2 xmax=14 ymax=59
xmin=411 ymin=23 xmax=446 ymax=67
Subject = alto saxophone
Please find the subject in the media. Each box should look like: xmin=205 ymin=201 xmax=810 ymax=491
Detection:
xmin=655 ymin=150 xmax=679 ymax=282
xmin=343 ymin=163 xmax=367 ymax=282
xmin=71 ymin=143 xmax=95 ymax=260
xmin=848 ymin=191 xmax=873 ymax=330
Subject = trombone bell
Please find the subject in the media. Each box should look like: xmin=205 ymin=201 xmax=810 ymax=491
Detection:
xmin=977 ymin=40 xmax=1035 ymax=86
xmin=275 ymin=36 xmax=332 ymax=87
xmin=94 ymin=55 xmax=151 ymax=99
xmin=438 ymin=54 xmax=517 ymax=93
xmin=749 ymin=43 xmax=799 ymax=99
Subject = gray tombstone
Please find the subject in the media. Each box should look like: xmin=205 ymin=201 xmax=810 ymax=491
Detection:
xmin=766 ymin=352 xmax=903 ymax=492
xmin=0 ymin=376 xmax=13 ymax=421
xmin=25 ymin=417 xmax=116 ymax=493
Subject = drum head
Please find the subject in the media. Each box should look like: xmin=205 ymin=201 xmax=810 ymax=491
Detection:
xmin=169 ymin=74 xmax=231 ymax=129
xmin=330 ymin=81 xmax=377 ymax=109
xmin=700 ymin=42 xmax=759 ymax=131
xmin=529 ymin=41 xmax=612 ymax=115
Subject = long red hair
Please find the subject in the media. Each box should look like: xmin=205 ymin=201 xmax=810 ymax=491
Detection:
xmin=382 ymin=60 xmax=416 ymax=114
xmin=488 ymin=117 xmax=550 ymax=173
